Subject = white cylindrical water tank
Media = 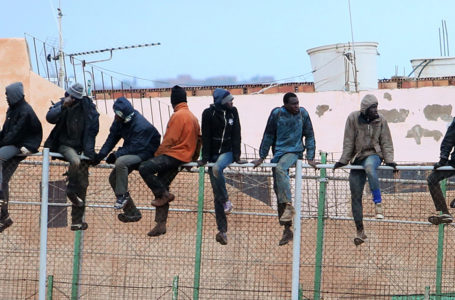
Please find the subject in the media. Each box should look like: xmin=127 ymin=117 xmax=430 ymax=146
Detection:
xmin=306 ymin=42 xmax=379 ymax=92
xmin=410 ymin=57 xmax=455 ymax=78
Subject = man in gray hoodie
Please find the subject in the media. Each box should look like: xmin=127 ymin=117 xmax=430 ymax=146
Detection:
xmin=334 ymin=94 xmax=397 ymax=245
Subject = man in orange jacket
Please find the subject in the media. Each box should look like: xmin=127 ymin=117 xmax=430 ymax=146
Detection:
xmin=139 ymin=85 xmax=200 ymax=237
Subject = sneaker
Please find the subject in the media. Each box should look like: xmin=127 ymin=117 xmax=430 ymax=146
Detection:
xmin=223 ymin=200 xmax=233 ymax=215
xmin=114 ymin=192 xmax=131 ymax=210
xmin=278 ymin=227 xmax=293 ymax=246
xmin=0 ymin=216 xmax=13 ymax=233
xmin=67 ymin=192 xmax=84 ymax=207
xmin=375 ymin=203 xmax=384 ymax=219
xmin=450 ymin=198 xmax=455 ymax=208
xmin=354 ymin=229 xmax=367 ymax=246
xmin=70 ymin=222 xmax=88 ymax=231
xmin=151 ymin=191 xmax=175 ymax=207
xmin=279 ymin=204 xmax=295 ymax=222
xmin=428 ymin=213 xmax=453 ymax=225
xmin=216 ymin=231 xmax=228 ymax=245
xmin=118 ymin=211 xmax=142 ymax=223
xmin=147 ymin=222 xmax=167 ymax=237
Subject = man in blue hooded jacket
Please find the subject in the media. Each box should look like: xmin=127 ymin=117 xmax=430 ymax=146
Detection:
xmin=94 ymin=97 xmax=161 ymax=222
xmin=252 ymin=92 xmax=317 ymax=246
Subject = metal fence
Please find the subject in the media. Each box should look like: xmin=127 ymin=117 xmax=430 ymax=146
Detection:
xmin=0 ymin=151 xmax=455 ymax=299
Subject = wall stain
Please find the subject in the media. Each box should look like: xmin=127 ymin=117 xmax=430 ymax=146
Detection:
xmin=424 ymin=104 xmax=453 ymax=121
xmin=316 ymin=105 xmax=330 ymax=117
xmin=406 ymin=124 xmax=443 ymax=145
xmin=379 ymin=109 xmax=409 ymax=123
xmin=383 ymin=92 xmax=392 ymax=101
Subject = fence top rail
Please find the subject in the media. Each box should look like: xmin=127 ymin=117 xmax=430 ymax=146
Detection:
xmin=25 ymin=150 xmax=449 ymax=171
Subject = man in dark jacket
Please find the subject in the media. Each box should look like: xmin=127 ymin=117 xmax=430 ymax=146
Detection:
xmin=44 ymin=83 xmax=99 ymax=231
xmin=197 ymin=88 xmax=246 ymax=245
xmin=94 ymin=97 xmax=161 ymax=222
xmin=252 ymin=92 xmax=317 ymax=246
xmin=0 ymin=82 xmax=42 ymax=233
xmin=427 ymin=118 xmax=455 ymax=225
xmin=333 ymin=94 xmax=397 ymax=246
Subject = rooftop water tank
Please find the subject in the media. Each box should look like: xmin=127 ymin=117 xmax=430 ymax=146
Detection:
xmin=306 ymin=42 xmax=379 ymax=92
xmin=410 ymin=57 xmax=455 ymax=78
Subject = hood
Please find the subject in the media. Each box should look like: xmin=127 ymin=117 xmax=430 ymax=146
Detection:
xmin=5 ymin=82 xmax=24 ymax=106
xmin=360 ymin=94 xmax=378 ymax=114
xmin=113 ymin=97 xmax=135 ymax=121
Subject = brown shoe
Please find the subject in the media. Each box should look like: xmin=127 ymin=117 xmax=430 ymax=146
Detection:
xmin=279 ymin=226 xmax=293 ymax=246
xmin=151 ymin=191 xmax=175 ymax=207
xmin=147 ymin=222 xmax=166 ymax=237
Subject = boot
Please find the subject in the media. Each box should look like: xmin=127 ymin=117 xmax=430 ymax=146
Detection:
xmin=279 ymin=203 xmax=295 ymax=222
xmin=147 ymin=222 xmax=167 ymax=237
xmin=118 ymin=210 xmax=142 ymax=223
xmin=354 ymin=229 xmax=367 ymax=246
xmin=375 ymin=203 xmax=384 ymax=219
xmin=0 ymin=215 xmax=13 ymax=233
xmin=151 ymin=191 xmax=175 ymax=207
xmin=279 ymin=226 xmax=293 ymax=246
xmin=215 ymin=231 xmax=228 ymax=245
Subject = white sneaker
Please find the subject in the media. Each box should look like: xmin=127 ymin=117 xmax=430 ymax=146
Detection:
xmin=375 ymin=203 xmax=384 ymax=219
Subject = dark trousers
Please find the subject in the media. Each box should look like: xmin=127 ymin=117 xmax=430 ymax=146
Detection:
xmin=139 ymin=155 xmax=182 ymax=223
xmin=0 ymin=159 xmax=21 ymax=219
xmin=427 ymin=170 xmax=455 ymax=214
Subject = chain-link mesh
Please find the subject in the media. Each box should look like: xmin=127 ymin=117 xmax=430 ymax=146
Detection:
xmin=0 ymin=154 xmax=454 ymax=299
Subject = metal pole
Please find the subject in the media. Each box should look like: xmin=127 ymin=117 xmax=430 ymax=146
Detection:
xmin=172 ymin=275 xmax=179 ymax=300
xmin=47 ymin=275 xmax=54 ymax=300
xmin=193 ymin=165 xmax=205 ymax=300
xmin=314 ymin=152 xmax=327 ymax=300
xmin=39 ymin=148 xmax=50 ymax=300
xmin=435 ymin=179 xmax=447 ymax=300
xmin=291 ymin=159 xmax=303 ymax=300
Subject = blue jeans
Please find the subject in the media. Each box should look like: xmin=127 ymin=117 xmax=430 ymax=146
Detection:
xmin=208 ymin=152 xmax=233 ymax=233
xmin=272 ymin=153 xmax=298 ymax=226
xmin=349 ymin=155 xmax=382 ymax=229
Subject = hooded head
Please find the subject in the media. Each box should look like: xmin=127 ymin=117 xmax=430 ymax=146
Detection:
xmin=5 ymin=82 xmax=24 ymax=106
xmin=113 ymin=97 xmax=135 ymax=123
xmin=213 ymin=88 xmax=233 ymax=108
xmin=360 ymin=94 xmax=378 ymax=114
xmin=170 ymin=85 xmax=187 ymax=107
xmin=66 ymin=83 xmax=85 ymax=100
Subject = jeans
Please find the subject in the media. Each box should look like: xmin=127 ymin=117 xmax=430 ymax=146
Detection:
xmin=139 ymin=155 xmax=182 ymax=223
xmin=108 ymin=154 xmax=142 ymax=216
xmin=0 ymin=145 xmax=21 ymax=219
xmin=427 ymin=169 xmax=455 ymax=214
xmin=208 ymin=152 xmax=233 ymax=233
xmin=349 ymin=154 xmax=382 ymax=230
xmin=272 ymin=153 xmax=298 ymax=226
xmin=58 ymin=145 xmax=89 ymax=224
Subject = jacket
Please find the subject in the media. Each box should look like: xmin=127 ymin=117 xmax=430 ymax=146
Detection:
xmin=0 ymin=98 xmax=42 ymax=153
xmin=259 ymin=106 xmax=315 ymax=162
xmin=339 ymin=96 xmax=394 ymax=164
xmin=44 ymin=96 xmax=100 ymax=160
xmin=201 ymin=104 xmax=241 ymax=161
xmin=98 ymin=97 xmax=161 ymax=160
xmin=155 ymin=102 xmax=200 ymax=163
xmin=439 ymin=117 xmax=455 ymax=163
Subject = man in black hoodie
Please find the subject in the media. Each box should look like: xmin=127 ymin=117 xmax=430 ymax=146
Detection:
xmin=44 ymin=83 xmax=99 ymax=231
xmin=0 ymin=82 xmax=43 ymax=232
xmin=197 ymin=88 xmax=246 ymax=245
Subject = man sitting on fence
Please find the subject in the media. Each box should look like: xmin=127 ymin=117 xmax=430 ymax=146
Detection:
xmin=139 ymin=85 xmax=200 ymax=237
xmin=333 ymin=94 xmax=397 ymax=246
xmin=427 ymin=117 xmax=455 ymax=225
xmin=44 ymin=83 xmax=99 ymax=231
xmin=0 ymin=82 xmax=43 ymax=233
xmin=93 ymin=97 xmax=161 ymax=223
xmin=197 ymin=88 xmax=247 ymax=245
xmin=252 ymin=92 xmax=317 ymax=246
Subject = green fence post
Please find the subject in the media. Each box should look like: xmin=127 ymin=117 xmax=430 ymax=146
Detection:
xmin=172 ymin=275 xmax=179 ymax=300
xmin=193 ymin=165 xmax=205 ymax=300
xmin=47 ymin=275 xmax=53 ymax=300
xmin=71 ymin=230 xmax=83 ymax=300
xmin=435 ymin=179 xmax=447 ymax=300
xmin=298 ymin=284 xmax=303 ymax=300
xmin=313 ymin=152 xmax=327 ymax=300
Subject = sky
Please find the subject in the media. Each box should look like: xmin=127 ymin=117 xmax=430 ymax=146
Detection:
xmin=2 ymin=0 xmax=454 ymax=87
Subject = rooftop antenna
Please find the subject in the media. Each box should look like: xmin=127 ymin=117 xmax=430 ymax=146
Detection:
xmin=57 ymin=1 xmax=65 ymax=87
xmin=347 ymin=0 xmax=358 ymax=92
